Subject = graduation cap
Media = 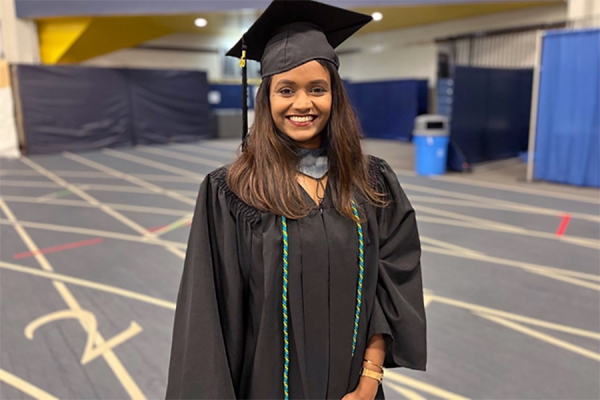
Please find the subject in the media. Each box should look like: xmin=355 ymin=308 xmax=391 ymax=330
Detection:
xmin=226 ymin=0 xmax=372 ymax=147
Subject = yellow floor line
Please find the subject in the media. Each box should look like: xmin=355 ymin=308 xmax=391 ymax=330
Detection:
xmin=0 ymin=261 xmax=176 ymax=310
xmin=0 ymin=198 xmax=146 ymax=399
xmin=385 ymin=370 xmax=469 ymax=400
xmin=0 ymin=368 xmax=59 ymax=400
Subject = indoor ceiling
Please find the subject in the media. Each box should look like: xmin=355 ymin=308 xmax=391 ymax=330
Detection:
xmin=36 ymin=1 xmax=564 ymax=64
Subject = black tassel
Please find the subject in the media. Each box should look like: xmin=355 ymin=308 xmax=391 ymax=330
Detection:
xmin=240 ymin=36 xmax=248 ymax=151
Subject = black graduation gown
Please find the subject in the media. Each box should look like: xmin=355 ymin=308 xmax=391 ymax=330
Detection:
xmin=166 ymin=156 xmax=426 ymax=400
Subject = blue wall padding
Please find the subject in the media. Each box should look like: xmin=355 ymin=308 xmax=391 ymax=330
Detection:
xmin=129 ymin=69 xmax=214 ymax=144
xmin=345 ymin=80 xmax=424 ymax=141
xmin=534 ymin=29 xmax=600 ymax=187
xmin=17 ymin=65 xmax=134 ymax=154
xmin=450 ymin=66 xmax=533 ymax=165
xmin=209 ymin=84 xmax=254 ymax=110
xmin=16 ymin=65 xmax=215 ymax=154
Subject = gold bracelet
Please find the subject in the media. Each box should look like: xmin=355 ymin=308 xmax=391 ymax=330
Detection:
xmin=363 ymin=359 xmax=384 ymax=372
xmin=360 ymin=367 xmax=383 ymax=384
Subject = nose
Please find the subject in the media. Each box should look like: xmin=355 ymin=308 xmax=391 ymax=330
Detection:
xmin=292 ymin=90 xmax=312 ymax=113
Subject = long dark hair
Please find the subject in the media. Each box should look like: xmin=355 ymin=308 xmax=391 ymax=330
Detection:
xmin=227 ymin=60 xmax=385 ymax=220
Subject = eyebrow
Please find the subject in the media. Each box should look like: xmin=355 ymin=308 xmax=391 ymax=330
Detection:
xmin=275 ymin=79 xmax=329 ymax=87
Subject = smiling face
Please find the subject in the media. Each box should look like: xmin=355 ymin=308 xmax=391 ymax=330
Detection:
xmin=270 ymin=60 xmax=332 ymax=149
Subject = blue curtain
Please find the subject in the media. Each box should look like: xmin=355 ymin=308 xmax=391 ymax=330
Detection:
xmin=345 ymin=80 xmax=424 ymax=141
xmin=534 ymin=29 xmax=600 ymax=187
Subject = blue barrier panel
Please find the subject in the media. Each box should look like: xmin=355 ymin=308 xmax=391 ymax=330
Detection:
xmin=209 ymin=84 xmax=254 ymax=110
xmin=345 ymin=80 xmax=422 ymax=141
xmin=449 ymin=66 xmax=532 ymax=167
xmin=534 ymin=29 xmax=600 ymax=187
xmin=130 ymin=69 xmax=215 ymax=144
xmin=17 ymin=65 xmax=134 ymax=154
xmin=16 ymin=65 xmax=216 ymax=154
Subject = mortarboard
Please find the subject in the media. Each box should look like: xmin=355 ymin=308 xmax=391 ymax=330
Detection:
xmin=226 ymin=0 xmax=372 ymax=147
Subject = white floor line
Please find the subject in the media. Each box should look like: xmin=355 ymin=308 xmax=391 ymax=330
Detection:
xmin=1 ymin=195 xmax=190 ymax=216
xmin=422 ymin=245 xmax=600 ymax=291
xmin=176 ymin=144 xmax=238 ymax=159
xmin=137 ymin=146 xmax=225 ymax=168
xmin=396 ymin=169 xmax=599 ymax=204
xmin=0 ymin=218 xmax=187 ymax=249
xmin=403 ymin=182 xmax=600 ymax=221
xmin=0 ymin=180 xmax=59 ymax=188
xmin=102 ymin=149 xmax=205 ymax=180
xmin=17 ymin=157 xmax=187 ymax=259
xmin=417 ymin=213 xmax=600 ymax=250
xmin=0 ymin=261 xmax=176 ymax=310
xmin=64 ymin=152 xmax=197 ymax=207
xmin=409 ymin=195 xmax=600 ymax=223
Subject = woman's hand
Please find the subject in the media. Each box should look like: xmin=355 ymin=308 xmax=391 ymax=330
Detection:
xmin=341 ymin=377 xmax=379 ymax=400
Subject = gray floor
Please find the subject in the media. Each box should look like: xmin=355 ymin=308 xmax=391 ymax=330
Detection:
xmin=0 ymin=139 xmax=598 ymax=400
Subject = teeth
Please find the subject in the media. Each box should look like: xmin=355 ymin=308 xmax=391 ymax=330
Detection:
xmin=289 ymin=116 xmax=314 ymax=123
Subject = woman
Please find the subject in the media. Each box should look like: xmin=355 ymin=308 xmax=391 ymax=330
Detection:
xmin=166 ymin=1 xmax=426 ymax=399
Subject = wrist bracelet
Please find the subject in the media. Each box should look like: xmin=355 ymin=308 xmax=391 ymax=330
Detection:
xmin=360 ymin=367 xmax=383 ymax=384
xmin=363 ymin=359 xmax=384 ymax=372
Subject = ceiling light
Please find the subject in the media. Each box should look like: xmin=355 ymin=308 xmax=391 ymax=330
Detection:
xmin=372 ymin=12 xmax=383 ymax=21
xmin=194 ymin=18 xmax=208 ymax=27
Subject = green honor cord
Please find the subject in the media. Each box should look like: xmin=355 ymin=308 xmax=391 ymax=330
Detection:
xmin=281 ymin=200 xmax=364 ymax=400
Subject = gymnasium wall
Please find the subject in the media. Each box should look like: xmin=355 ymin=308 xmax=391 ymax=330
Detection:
xmin=81 ymin=5 xmax=566 ymax=85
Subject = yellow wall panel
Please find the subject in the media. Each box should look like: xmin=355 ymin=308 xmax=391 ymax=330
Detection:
xmin=58 ymin=17 xmax=173 ymax=63
xmin=37 ymin=18 xmax=92 ymax=64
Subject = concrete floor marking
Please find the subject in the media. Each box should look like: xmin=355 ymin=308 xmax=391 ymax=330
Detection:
xmin=396 ymin=169 xmax=600 ymax=204
xmin=429 ymin=295 xmax=600 ymax=339
xmin=402 ymin=183 xmax=600 ymax=223
xmin=385 ymin=370 xmax=469 ymax=400
xmin=0 ymin=368 xmax=59 ymax=400
xmin=1 ymin=195 xmax=191 ymax=216
xmin=25 ymin=309 xmax=142 ymax=365
xmin=417 ymin=210 xmax=599 ymax=250
xmin=385 ymin=381 xmax=428 ymax=400
xmin=64 ymin=152 xmax=198 ymax=206
xmin=102 ymin=149 xmax=205 ymax=179
xmin=0 ymin=180 xmax=60 ymax=188
xmin=556 ymin=214 xmax=572 ymax=237
xmin=420 ymin=236 xmax=486 ymax=257
xmin=0 ymin=261 xmax=176 ymax=310
xmin=13 ymin=237 xmax=104 ymax=259
xmin=423 ymin=245 xmax=600 ymax=291
xmin=0 ymin=198 xmax=146 ymax=399
xmin=19 ymin=157 xmax=187 ymax=259
xmin=138 ymin=145 xmax=225 ymax=168
xmin=0 ymin=218 xmax=187 ymax=249
xmin=149 ymin=214 xmax=194 ymax=236
xmin=474 ymin=312 xmax=600 ymax=362
xmin=409 ymin=195 xmax=600 ymax=223
xmin=178 ymin=144 xmax=237 ymax=159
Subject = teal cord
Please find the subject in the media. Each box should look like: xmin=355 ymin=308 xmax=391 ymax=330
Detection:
xmin=350 ymin=200 xmax=364 ymax=357
xmin=280 ymin=201 xmax=363 ymax=399
xmin=281 ymin=216 xmax=290 ymax=400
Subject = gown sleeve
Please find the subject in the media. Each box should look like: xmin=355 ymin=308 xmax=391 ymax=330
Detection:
xmin=166 ymin=169 xmax=246 ymax=399
xmin=368 ymin=158 xmax=427 ymax=371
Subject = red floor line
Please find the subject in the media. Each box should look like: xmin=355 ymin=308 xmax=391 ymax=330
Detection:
xmin=13 ymin=238 xmax=104 ymax=259
xmin=556 ymin=214 xmax=571 ymax=237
